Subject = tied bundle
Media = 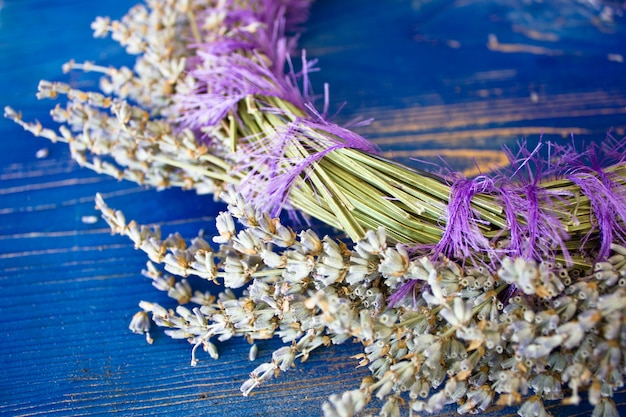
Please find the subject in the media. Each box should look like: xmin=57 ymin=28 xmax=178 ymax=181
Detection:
xmin=6 ymin=1 xmax=626 ymax=416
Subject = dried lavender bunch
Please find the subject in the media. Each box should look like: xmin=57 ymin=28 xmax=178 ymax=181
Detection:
xmin=5 ymin=0 xmax=626 ymax=416
xmin=98 ymin=188 xmax=626 ymax=417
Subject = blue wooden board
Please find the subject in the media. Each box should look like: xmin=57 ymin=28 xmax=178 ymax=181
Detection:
xmin=1 ymin=0 xmax=625 ymax=416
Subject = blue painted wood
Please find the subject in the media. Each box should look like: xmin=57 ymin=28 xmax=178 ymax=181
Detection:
xmin=1 ymin=1 xmax=625 ymax=416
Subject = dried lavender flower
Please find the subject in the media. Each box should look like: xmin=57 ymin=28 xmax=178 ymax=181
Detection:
xmin=98 ymin=188 xmax=626 ymax=416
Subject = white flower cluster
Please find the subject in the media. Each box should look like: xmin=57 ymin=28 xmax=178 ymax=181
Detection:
xmin=5 ymin=0 xmax=229 ymax=195
xmin=97 ymin=187 xmax=626 ymax=417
